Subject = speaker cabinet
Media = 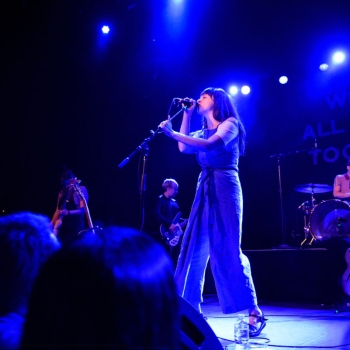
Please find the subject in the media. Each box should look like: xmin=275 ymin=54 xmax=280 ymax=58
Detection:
xmin=178 ymin=296 xmax=223 ymax=350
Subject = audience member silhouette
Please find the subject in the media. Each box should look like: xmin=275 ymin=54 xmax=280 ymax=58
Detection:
xmin=0 ymin=212 xmax=60 ymax=350
xmin=20 ymin=227 xmax=180 ymax=350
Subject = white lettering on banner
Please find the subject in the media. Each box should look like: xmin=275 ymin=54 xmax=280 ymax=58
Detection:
xmin=303 ymin=120 xmax=345 ymax=140
xmin=317 ymin=123 xmax=331 ymax=137
xmin=325 ymin=91 xmax=349 ymax=109
xmin=303 ymin=125 xmax=316 ymax=139
xmin=309 ymin=143 xmax=350 ymax=165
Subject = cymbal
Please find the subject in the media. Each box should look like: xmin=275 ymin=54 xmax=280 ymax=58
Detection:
xmin=294 ymin=183 xmax=333 ymax=194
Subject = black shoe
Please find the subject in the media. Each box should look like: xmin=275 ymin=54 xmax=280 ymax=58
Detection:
xmin=248 ymin=312 xmax=267 ymax=337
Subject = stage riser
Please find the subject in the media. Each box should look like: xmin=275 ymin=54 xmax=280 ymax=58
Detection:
xmin=204 ymin=249 xmax=347 ymax=304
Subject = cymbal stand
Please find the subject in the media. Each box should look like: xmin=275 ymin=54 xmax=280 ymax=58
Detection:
xmin=270 ymin=145 xmax=312 ymax=249
xmin=269 ymin=154 xmax=288 ymax=248
xmin=300 ymin=191 xmax=316 ymax=248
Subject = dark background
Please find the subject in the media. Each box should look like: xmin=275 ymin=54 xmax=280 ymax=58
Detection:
xmin=1 ymin=0 xmax=349 ymax=249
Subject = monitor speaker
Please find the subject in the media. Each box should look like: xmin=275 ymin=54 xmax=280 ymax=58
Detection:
xmin=178 ymin=296 xmax=223 ymax=350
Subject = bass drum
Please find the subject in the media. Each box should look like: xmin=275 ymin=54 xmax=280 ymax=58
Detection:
xmin=310 ymin=199 xmax=350 ymax=240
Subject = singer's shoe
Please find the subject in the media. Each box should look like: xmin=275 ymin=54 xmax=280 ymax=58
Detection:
xmin=248 ymin=312 xmax=267 ymax=337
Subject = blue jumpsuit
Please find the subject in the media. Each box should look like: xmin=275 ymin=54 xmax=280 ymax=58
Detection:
xmin=174 ymin=119 xmax=258 ymax=314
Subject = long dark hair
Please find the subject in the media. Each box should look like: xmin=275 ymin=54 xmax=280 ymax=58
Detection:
xmin=21 ymin=227 xmax=179 ymax=350
xmin=201 ymin=87 xmax=246 ymax=155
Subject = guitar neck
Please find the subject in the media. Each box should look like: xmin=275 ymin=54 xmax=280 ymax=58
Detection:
xmin=81 ymin=197 xmax=93 ymax=229
xmin=71 ymin=181 xmax=94 ymax=229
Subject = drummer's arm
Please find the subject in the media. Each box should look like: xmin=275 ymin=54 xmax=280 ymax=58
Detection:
xmin=333 ymin=184 xmax=350 ymax=199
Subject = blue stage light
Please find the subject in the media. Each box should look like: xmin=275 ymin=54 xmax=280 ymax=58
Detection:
xmin=241 ymin=86 xmax=250 ymax=95
xmin=229 ymin=86 xmax=239 ymax=96
xmin=101 ymin=26 xmax=110 ymax=34
xmin=332 ymin=51 xmax=345 ymax=64
xmin=279 ymin=76 xmax=288 ymax=84
xmin=319 ymin=63 xmax=329 ymax=71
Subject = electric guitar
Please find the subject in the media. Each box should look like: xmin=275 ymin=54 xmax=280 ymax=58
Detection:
xmin=53 ymin=178 xmax=94 ymax=235
xmin=160 ymin=212 xmax=188 ymax=247
xmin=70 ymin=178 xmax=94 ymax=231
xmin=53 ymin=203 xmax=66 ymax=236
xmin=342 ymin=248 xmax=350 ymax=297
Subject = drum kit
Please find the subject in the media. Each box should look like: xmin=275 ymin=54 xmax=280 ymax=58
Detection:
xmin=295 ymin=183 xmax=350 ymax=247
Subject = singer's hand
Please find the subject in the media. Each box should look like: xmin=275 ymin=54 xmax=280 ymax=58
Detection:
xmin=183 ymin=97 xmax=196 ymax=114
xmin=159 ymin=116 xmax=173 ymax=136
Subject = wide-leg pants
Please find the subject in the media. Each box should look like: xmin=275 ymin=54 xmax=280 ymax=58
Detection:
xmin=174 ymin=168 xmax=258 ymax=314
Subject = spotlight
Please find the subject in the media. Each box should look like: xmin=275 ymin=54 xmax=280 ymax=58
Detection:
xmin=279 ymin=76 xmax=288 ymax=84
xmin=332 ymin=51 xmax=346 ymax=64
xmin=101 ymin=26 xmax=110 ymax=34
xmin=229 ymin=86 xmax=239 ymax=96
xmin=319 ymin=63 xmax=329 ymax=71
xmin=241 ymin=86 xmax=250 ymax=95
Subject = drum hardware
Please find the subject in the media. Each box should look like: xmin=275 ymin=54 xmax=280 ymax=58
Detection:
xmin=269 ymin=142 xmax=319 ymax=248
xmin=298 ymin=199 xmax=350 ymax=248
xmin=294 ymin=183 xmax=333 ymax=194
xmin=298 ymin=200 xmax=317 ymax=248
xmin=300 ymin=224 xmax=316 ymax=248
xmin=295 ymin=184 xmax=333 ymax=248
xmin=309 ymin=199 xmax=350 ymax=241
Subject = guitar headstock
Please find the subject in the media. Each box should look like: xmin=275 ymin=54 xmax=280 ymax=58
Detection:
xmin=69 ymin=178 xmax=84 ymax=198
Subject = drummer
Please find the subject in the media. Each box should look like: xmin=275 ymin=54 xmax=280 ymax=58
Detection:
xmin=333 ymin=159 xmax=350 ymax=200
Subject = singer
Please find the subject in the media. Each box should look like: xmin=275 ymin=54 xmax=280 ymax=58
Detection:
xmin=159 ymin=87 xmax=266 ymax=337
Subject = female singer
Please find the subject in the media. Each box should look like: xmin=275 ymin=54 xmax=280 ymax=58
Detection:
xmin=159 ymin=87 xmax=266 ymax=337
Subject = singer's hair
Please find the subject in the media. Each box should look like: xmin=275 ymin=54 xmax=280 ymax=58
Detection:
xmin=162 ymin=178 xmax=178 ymax=192
xmin=200 ymin=87 xmax=246 ymax=155
xmin=347 ymin=159 xmax=350 ymax=166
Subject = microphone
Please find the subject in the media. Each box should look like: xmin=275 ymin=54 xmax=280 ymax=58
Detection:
xmin=314 ymin=138 xmax=318 ymax=150
xmin=174 ymin=98 xmax=198 ymax=108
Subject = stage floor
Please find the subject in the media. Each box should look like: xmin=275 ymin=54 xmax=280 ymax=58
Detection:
xmin=202 ymin=294 xmax=350 ymax=349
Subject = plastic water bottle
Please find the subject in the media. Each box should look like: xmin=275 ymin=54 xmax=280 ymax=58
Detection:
xmin=234 ymin=314 xmax=249 ymax=345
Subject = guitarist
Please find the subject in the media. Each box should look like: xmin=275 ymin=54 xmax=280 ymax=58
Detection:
xmin=155 ymin=178 xmax=186 ymax=269
xmin=50 ymin=168 xmax=89 ymax=247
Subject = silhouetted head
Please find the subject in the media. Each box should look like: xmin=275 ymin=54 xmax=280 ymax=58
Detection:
xmin=21 ymin=227 xmax=179 ymax=350
xmin=0 ymin=212 xmax=60 ymax=315
xmin=60 ymin=168 xmax=75 ymax=187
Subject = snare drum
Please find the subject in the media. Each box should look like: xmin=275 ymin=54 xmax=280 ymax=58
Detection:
xmin=309 ymin=199 xmax=350 ymax=240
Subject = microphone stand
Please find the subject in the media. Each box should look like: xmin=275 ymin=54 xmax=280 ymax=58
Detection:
xmin=118 ymin=107 xmax=185 ymax=232
xmin=270 ymin=146 xmax=312 ymax=249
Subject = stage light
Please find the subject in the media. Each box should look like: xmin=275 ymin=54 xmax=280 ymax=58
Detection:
xmin=241 ymin=86 xmax=250 ymax=95
xmin=279 ymin=76 xmax=288 ymax=84
xmin=332 ymin=51 xmax=345 ymax=64
xmin=229 ymin=86 xmax=239 ymax=96
xmin=101 ymin=26 xmax=110 ymax=34
xmin=319 ymin=63 xmax=329 ymax=71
